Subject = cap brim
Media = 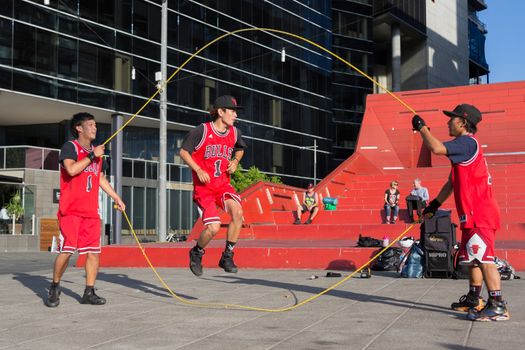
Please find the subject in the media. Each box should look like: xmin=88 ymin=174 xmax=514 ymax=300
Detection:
xmin=216 ymin=105 xmax=243 ymax=110
xmin=443 ymin=110 xmax=462 ymax=118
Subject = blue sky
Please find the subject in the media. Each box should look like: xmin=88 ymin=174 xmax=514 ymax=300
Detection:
xmin=479 ymin=0 xmax=525 ymax=83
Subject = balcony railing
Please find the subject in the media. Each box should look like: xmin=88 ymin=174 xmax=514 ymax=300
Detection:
xmin=0 ymin=146 xmax=192 ymax=182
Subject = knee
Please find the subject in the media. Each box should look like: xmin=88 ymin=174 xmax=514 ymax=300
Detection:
xmin=231 ymin=207 xmax=243 ymax=223
xmin=206 ymin=223 xmax=221 ymax=237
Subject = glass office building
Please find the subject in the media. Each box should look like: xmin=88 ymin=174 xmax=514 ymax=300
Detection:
xmin=0 ymin=0 xmax=345 ymax=238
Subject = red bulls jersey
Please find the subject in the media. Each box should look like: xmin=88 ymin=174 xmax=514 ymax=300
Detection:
xmin=58 ymin=140 xmax=102 ymax=218
xmin=451 ymin=135 xmax=500 ymax=230
xmin=191 ymin=122 xmax=238 ymax=191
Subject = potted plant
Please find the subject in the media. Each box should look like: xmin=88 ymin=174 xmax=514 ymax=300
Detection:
xmin=6 ymin=191 xmax=24 ymax=235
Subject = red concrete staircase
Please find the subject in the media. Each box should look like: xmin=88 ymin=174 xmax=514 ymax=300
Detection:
xmin=83 ymin=81 xmax=525 ymax=271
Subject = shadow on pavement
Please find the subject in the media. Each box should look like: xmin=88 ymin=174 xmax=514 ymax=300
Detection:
xmin=96 ymin=271 xmax=198 ymax=300
xmin=207 ymin=273 xmax=461 ymax=317
xmin=12 ymin=272 xmax=82 ymax=304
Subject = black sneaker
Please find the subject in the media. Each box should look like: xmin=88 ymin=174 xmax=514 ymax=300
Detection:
xmin=219 ymin=250 xmax=238 ymax=273
xmin=189 ymin=248 xmax=204 ymax=276
xmin=293 ymin=219 xmax=301 ymax=225
xmin=467 ymin=298 xmax=510 ymax=321
xmin=45 ymin=283 xmax=61 ymax=308
xmin=81 ymin=287 xmax=106 ymax=305
xmin=304 ymin=219 xmax=312 ymax=224
xmin=451 ymin=294 xmax=485 ymax=312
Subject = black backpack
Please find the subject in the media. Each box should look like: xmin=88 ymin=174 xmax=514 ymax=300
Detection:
xmin=357 ymin=234 xmax=382 ymax=247
xmin=372 ymin=247 xmax=404 ymax=271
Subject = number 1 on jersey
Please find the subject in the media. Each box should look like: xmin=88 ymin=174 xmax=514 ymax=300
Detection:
xmin=86 ymin=175 xmax=92 ymax=192
xmin=214 ymin=160 xmax=221 ymax=177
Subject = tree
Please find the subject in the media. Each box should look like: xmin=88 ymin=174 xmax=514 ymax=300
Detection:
xmin=6 ymin=191 xmax=24 ymax=235
xmin=6 ymin=191 xmax=24 ymax=221
xmin=230 ymin=164 xmax=282 ymax=192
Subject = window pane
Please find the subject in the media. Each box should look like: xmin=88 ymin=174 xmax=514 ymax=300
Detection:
xmin=36 ymin=29 xmax=57 ymax=75
xmin=0 ymin=18 xmax=12 ymax=65
xmin=132 ymin=187 xmax=145 ymax=230
xmin=78 ymin=42 xmax=96 ymax=85
xmin=122 ymin=159 xmax=132 ymax=177
xmin=13 ymin=23 xmax=35 ymax=71
xmin=43 ymin=150 xmax=59 ymax=170
xmin=121 ymin=186 xmax=131 ymax=234
xmin=0 ymin=67 xmax=11 ymax=89
xmin=146 ymin=188 xmax=157 ymax=230
xmin=58 ymin=36 xmax=78 ymax=79
xmin=181 ymin=190 xmax=193 ymax=229
xmin=169 ymin=189 xmax=181 ymax=230
xmin=146 ymin=162 xmax=157 ymax=180
xmin=6 ymin=148 xmax=25 ymax=168
xmin=133 ymin=161 xmax=145 ymax=179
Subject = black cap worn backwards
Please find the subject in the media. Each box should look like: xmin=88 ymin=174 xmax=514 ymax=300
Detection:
xmin=443 ymin=104 xmax=482 ymax=126
xmin=213 ymin=95 xmax=243 ymax=110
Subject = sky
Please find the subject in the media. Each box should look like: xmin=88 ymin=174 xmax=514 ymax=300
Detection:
xmin=479 ymin=0 xmax=525 ymax=83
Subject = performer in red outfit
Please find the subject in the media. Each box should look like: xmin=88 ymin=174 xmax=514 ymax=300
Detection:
xmin=45 ymin=112 xmax=125 ymax=308
xmin=413 ymin=104 xmax=509 ymax=321
xmin=180 ymin=95 xmax=247 ymax=276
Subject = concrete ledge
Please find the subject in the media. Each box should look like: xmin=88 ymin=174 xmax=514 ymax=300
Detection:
xmin=0 ymin=235 xmax=39 ymax=252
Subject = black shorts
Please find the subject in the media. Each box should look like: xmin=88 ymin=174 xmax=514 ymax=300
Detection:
xmin=301 ymin=204 xmax=316 ymax=213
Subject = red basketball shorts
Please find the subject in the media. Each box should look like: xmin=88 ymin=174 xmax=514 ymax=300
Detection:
xmin=57 ymin=214 xmax=101 ymax=254
xmin=193 ymin=183 xmax=241 ymax=226
xmin=458 ymin=227 xmax=496 ymax=265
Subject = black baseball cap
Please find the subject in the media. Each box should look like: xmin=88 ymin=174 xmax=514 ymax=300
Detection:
xmin=213 ymin=95 xmax=243 ymax=110
xmin=443 ymin=104 xmax=482 ymax=126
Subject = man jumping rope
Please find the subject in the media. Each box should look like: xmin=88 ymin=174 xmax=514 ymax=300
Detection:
xmin=413 ymin=104 xmax=509 ymax=321
xmin=180 ymin=95 xmax=247 ymax=276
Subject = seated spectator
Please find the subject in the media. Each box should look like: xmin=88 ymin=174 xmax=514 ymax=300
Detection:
xmin=293 ymin=183 xmax=319 ymax=225
xmin=384 ymin=181 xmax=400 ymax=224
xmin=405 ymin=178 xmax=429 ymax=223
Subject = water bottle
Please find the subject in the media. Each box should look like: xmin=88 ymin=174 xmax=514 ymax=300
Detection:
xmin=382 ymin=235 xmax=389 ymax=247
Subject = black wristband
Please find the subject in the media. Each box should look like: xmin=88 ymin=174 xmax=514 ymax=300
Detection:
xmin=87 ymin=152 xmax=96 ymax=162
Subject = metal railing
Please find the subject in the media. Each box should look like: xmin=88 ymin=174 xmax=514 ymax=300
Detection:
xmin=0 ymin=145 xmax=193 ymax=182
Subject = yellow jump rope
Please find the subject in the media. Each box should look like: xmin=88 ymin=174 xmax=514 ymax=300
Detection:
xmin=106 ymin=28 xmax=417 ymax=311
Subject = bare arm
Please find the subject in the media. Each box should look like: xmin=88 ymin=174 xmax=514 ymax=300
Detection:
xmin=99 ymin=176 xmax=126 ymax=211
xmin=62 ymin=145 xmax=105 ymax=177
xmin=179 ymin=148 xmax=210 ymax=184
xmin=419 ymin=127 xmax=448 ymax=155
xmin=227 ymin=149 xmax=244 ymax=174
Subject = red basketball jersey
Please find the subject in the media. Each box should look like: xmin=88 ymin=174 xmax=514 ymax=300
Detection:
xmin=58 ymin=140 xmax=102 ymax=218
xmin=191 ymin=122 xmax=238 ymax=191
xmin=451 ymin=135 xmax=500 ymax=230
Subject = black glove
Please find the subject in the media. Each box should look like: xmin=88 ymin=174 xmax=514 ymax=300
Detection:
xmin=412 ymin=115 xmax=426 ymax=132
xmin=423 ymin=199 xmax=441 ymax=217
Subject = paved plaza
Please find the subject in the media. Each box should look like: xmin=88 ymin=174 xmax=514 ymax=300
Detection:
xmin=0 ymin=252 xmax=523 ymax=349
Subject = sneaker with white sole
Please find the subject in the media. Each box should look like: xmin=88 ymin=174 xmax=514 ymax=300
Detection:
xmin=451 ymin=294 xmax=485 ymax=312
xmin=467 ymin=299 xmax=510 ymax=321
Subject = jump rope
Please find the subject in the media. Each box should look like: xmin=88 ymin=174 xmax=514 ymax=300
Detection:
xmin=103 ymin=28 xmax=416 ymax=311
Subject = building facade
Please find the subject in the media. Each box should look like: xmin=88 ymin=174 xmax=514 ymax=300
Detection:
xmin=372 ymin=0 xmax=489 ymax=92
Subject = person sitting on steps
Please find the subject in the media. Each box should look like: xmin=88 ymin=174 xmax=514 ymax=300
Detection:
xmin=405 ymin=178 xmax=429 ymax=223
xmin=384 ymin=180 xmax=400 ymax=224
xmin=293 ymin=183 xmax=319 ymax=225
